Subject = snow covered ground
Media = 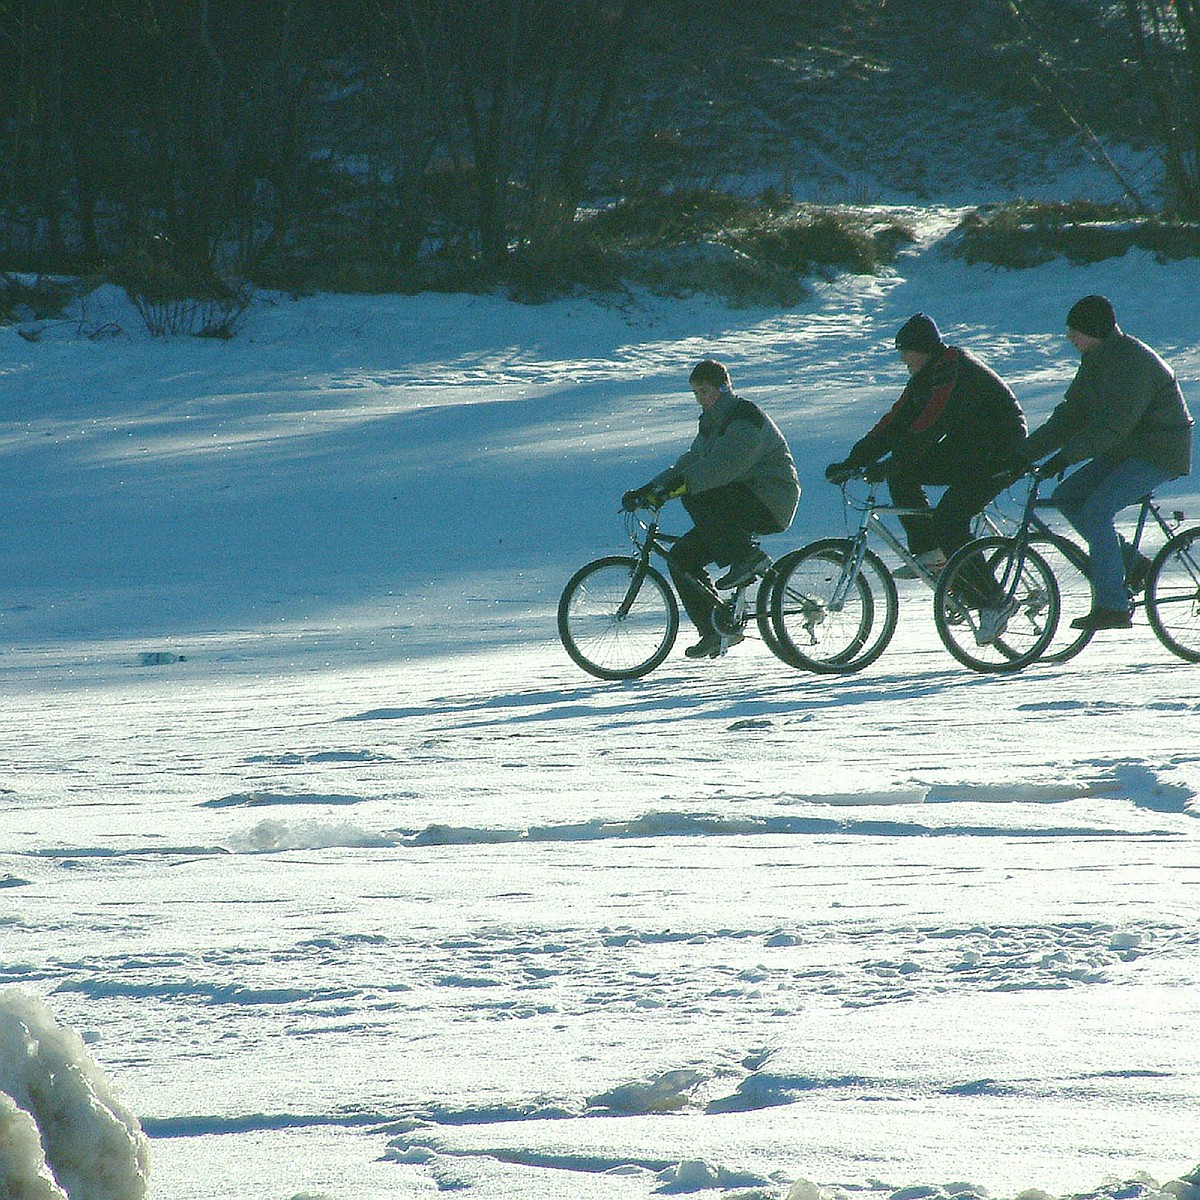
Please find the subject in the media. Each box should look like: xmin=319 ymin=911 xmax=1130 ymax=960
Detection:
xmin=1 ymin=207 xmax=1199 ymax=1200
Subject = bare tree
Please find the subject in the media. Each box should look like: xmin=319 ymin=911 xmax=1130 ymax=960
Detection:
xmin=0 ymin=0 xmax=100 ymax=266
xmin=519 ymin=0 xmax=636 ymax=247
xmin=129 ymin=0 xmax=325 ymax=277
xmin=1123 ymin=0 xmax=1200 ymax=217
xmin=447 ymin=0 xmax=638 ymax=270
xmin=367 ymin=0 xmax=462 ymax=267
xmin=0 ymin=0 xmax=638 ymax=289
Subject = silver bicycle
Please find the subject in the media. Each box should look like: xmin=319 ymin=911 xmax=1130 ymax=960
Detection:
xmin=769 ymin=470 xmax=1062 ymax=673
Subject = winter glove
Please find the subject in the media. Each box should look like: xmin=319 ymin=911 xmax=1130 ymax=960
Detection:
xmin=863 ymin=460 xmax=891 ymax=484
xmin=824 ymin=460 xmax=855 ymax=485
xmin=622 ymin=485 xmax=659 ymax=511
xmin=988 ymin=451 xmax=1027 ymax=487
xmin=1034 ymin=452 xmax=1071 ymax=480
xmin=621 ymin=480 xmax=675 ymax=511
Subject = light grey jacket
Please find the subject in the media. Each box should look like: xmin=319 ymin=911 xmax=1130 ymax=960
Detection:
xmin=654 ymin=386 xmax=799 ymax=529
xmin=1025 ymin=328 xmax=1193 ymax=478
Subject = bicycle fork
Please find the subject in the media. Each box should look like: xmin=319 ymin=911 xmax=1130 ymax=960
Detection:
xmin=616 ymin=549 xmax=656 ymax=619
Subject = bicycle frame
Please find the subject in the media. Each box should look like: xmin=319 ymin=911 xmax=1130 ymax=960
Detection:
xmin=1114 ymin=497 xmax=1187 ymax=611
xmin=828 ymin=481 xmax=972 ymax=606
xmin=990 ymin=472 xmax=1046 ymax=598
xmin=620 ymin=508 xmax=756 ymax=626
xmin=613 ymin=510 xmax=664 ymax=618
xmin=1015 ymin=490 xmax=1187 ymax=613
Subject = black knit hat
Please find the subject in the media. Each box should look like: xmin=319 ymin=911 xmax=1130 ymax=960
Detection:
xmin=1066 ymin=295 xmax=1116 ymax=339
xmin=894 ymin=313 xmax=945 ymax=356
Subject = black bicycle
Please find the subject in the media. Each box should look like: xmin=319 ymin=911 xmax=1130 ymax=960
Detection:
xmin=968 ymin=475 xmax=1200 ymax=665
xmin=558 ymin=500 xmax=795 ymax=679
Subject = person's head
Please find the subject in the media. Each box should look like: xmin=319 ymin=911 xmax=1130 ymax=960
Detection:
xmin=894 ymin=313 xmax=945 ymax=375
xmin=689 ymin=358 xmax=730 ymax=410
xmin=1066 ymin=294 xmax=1117 ymax=354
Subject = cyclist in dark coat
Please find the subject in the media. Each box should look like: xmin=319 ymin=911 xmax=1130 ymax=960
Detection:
xmin=622 ymin=359 xmax=799 ymax=660
xmin=1022 ymin=295 xmax=1193 ymax=631
xmin=826 ymin=313 xmax=1027 ymax=573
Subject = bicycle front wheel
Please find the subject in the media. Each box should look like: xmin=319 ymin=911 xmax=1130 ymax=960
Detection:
xmin=771 ymin=539 xmax=897 ymax=672
xmin=558 ymin=556 xmax=679 ymax=679
xmin=1032 ymin=534 xmax=1094 ymax=664
xmin=934 ymin=537 xmax=1059 ymax=673
xmin=1146 ymin=525 xmax=1200 ymax=662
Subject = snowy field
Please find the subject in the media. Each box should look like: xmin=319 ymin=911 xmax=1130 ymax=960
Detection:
xmin=1 ymin=206 xmax=1199 ymax=1200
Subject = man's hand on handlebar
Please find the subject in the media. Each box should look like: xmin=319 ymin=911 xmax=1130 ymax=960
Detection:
xmin=824 ymin=460 xmax=857 ymax=486
xmin=621 ymin=477 xmax=685 ymax=512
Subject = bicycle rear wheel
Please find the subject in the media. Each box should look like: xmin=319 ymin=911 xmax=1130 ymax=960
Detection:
xmin=933 ymin=537 xmax=1059 ymax=673
xmin=771 ymin=539 xmax=897 ymax=672
xmin=558 ymin=556 xmax=679 ymax=679
xmin=1032 ymin=534 xmax=1094 ymax=663
xmin=1145 ymin=525 xmax=1200 ymax=662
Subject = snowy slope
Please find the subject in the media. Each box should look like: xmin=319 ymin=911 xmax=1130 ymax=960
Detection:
xmin=1 ymin=214 xmax=1199 ymax=1200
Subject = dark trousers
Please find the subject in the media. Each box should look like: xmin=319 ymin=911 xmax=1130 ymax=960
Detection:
xmin=667 ymin=483 xmax=781 ymax=635
xmin=886 ymin=458 xmax=1007 ymax=558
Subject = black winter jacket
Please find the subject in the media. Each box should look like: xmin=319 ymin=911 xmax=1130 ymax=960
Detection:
xmin=846 ymin=347 xmax=1026 ymax=476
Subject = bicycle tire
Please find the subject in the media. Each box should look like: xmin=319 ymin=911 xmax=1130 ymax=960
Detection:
xmin=754 ymin=569 xmax=797 ymax=666
xmin=771 ymin=539 xmax=897 ymax=673
xmin=1145 ymin=525 xmax=1200 ymax=662
xmin=1031 ymin=534 xmax=1094 ymax=663
xmin=933 ymin=537 xmax=1059 ymax=673
xmin=558 ymin=556 xmax=679 ymax=679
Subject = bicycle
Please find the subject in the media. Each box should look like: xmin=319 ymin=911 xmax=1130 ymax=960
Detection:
xmin=1143 ymin=501 xmax=1200 ymax=661
xmin=558 ymin=499 xmax=796 ymax=680
xmin=766 ymin=478 xmax=905 ymax=674
xmin=964 ymin=474 xmax=1200 ymax=665
xmin=768 ymin=469 xmax=1064 ymax=674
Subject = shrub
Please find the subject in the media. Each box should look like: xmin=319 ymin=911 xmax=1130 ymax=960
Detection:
xmin=952 ymin=200 xmax=1200 ymax=267
xmin=625 ymin=239 xmax=808 ymax=308
xmin=0 ymin=273 xmax=77 ymax=323
xmin=728 ymin=209 xmax=913 ymax=277
xmin=507 ymin=234 xmax=626 ymax=303
xmin=569 ymin=192 xmax=913 ymax=307
xmin=585 ymin=188 xmax=772 ymax=244
xmin=111 ymin=241 xmax=252 ymax=337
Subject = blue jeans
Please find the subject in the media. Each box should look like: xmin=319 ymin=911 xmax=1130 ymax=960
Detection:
xmin=1051 ymin=457 xmax=1170 ymax=611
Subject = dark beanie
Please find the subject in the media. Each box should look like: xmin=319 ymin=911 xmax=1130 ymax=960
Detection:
xmin=1066 ymin=295 xmax=1116 ymax=339
xmin=895 ymin=313 xmax=945 ymax=355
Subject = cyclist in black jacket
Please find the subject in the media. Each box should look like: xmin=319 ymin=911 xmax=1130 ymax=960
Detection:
xmin=826 ymin=314 xmax=1026 ymax=573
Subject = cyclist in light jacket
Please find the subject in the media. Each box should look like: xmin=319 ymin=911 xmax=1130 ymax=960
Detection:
xmin=1022 ymin=295 xmax=1193 ymax=631
xmin=622 ymin=359 xmax=799 ymax=660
